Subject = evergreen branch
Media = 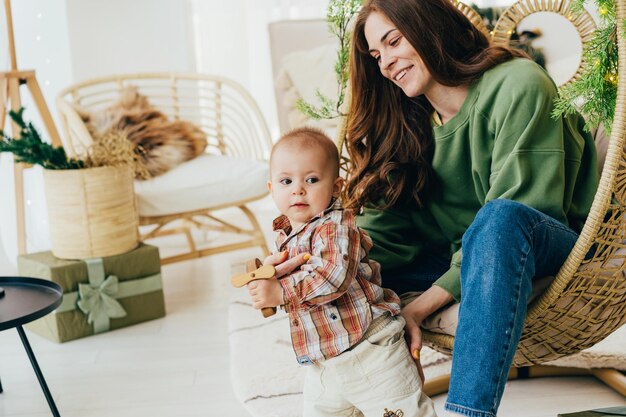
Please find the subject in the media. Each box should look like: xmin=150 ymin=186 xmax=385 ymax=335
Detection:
xmin=296 ymin=91 xmax=343 ymax=120
xmin=0 ymin=108 xmax=84 ymax=169
xmin=297 ymin=98 xmax=325 ymax=120
xmin=297 ymin=0 xmax=363 ymax=121
xmin=554 ymin=20 xmax=618 ymax=132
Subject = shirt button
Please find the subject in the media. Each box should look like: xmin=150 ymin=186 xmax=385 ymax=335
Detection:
xmin=343 ymin=254 xmax=349 ymax=261
xmin=292 ymin=319 xmax=299 ymax=326
xmin=330 ymin=313 xmax=337 ymax=320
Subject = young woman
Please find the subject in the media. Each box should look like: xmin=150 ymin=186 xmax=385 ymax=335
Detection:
xmin=343 ymin=0 xmax=598 ymax=415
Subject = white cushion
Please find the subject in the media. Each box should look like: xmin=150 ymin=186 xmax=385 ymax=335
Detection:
xmin=134 ymin=154 xmax=269 ymax=217
xmin=402 ymin=274 xmax=556 ymax=337
xmin=276 ymin=44 xmax=342 ymax=134
xmin=281 ymin=44 xmax=337 ymax=105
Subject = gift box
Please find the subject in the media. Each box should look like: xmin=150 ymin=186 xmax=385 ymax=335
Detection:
xmin=17 ymin=243 xmax=165 ymax=342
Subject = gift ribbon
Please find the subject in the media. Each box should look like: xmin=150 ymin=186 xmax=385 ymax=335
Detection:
xmin=78 ymin=273 xmax=126 ymax=333
xmin=54 ymin=258 xmax=163 ymax=334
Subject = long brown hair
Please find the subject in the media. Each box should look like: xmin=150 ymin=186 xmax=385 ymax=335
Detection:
xmin=343 ymin=0 xmax=527 ymax=211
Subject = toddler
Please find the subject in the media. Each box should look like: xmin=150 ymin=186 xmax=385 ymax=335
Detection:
xmin=246 ymin=127 xmax=436 ymax=417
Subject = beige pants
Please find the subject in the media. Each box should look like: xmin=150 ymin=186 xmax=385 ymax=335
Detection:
xmin=302 ymin=315 xmax=438 ymax=417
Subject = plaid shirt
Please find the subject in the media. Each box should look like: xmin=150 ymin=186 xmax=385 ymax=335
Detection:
xmin=273 ymin=200 xmax=401 ymax=365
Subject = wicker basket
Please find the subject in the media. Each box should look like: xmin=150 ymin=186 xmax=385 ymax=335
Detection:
xmin=43 ymin=165 xmax=139 ymax=259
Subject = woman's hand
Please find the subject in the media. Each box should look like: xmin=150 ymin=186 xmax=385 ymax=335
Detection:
xmin=247 ymin=251 xmax=311 ymax=309
xmin=401 ymin=285 xmax=454 ymax=384
xmin=401 ymin=301 xmax=426 ymax=383
xmin=263 ymin=251 xmax=310 ymax=278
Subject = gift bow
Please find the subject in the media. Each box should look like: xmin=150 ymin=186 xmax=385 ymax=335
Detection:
xmin=77 ymin=258 xmax=128 ymax=334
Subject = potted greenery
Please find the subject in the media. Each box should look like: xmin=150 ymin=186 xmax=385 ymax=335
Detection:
xmin=0 ymin=108 xmax=140 ymax=259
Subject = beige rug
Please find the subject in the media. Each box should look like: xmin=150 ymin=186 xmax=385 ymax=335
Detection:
xmin=228 ymin=286 xmax=453 ymax=417
xmin=228 ymin=284 xmax=625 ymax=417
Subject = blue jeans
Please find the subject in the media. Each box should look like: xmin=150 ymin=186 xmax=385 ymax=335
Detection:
xmin=381 ymin=200 xmax=579 ymax=417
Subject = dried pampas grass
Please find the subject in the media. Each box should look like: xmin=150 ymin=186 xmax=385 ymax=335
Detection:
xmin=84 ymin=130 xmax=151 ymax=180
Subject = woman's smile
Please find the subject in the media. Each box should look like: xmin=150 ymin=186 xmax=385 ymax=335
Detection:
xmin=393 ymin=65 xmax=413 ymax=82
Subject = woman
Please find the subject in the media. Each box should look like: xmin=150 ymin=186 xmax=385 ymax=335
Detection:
xmin=343 ymin=0 xmax=599 ymax=416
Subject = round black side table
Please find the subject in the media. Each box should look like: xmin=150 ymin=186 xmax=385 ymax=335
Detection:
xmin=0 ymin=276 xmax=63 ymax=417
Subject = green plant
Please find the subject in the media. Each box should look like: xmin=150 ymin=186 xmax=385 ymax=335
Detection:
xmin=296 ymin=0 xmax=362 ymax=120
xmin=0 ymin=108 xmax=84 ymax=169
xmin=553 ymin=0 xmax=619 ymax=132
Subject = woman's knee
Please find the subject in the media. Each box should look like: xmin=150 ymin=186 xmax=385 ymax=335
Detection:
xmin=462 ymin=199 xmax=540 ymax=253
xmin=476 ymin=199 xmax=533 ymax=223
xmin=462 ymin=199 xmax=536 ymax=247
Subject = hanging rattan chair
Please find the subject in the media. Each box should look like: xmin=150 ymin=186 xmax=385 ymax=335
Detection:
xmin=416 ymin=0 xmax=626 ymax=397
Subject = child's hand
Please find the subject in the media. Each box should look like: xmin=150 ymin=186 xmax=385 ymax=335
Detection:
xmin=248 ymin=278 xmax=284 ymax=309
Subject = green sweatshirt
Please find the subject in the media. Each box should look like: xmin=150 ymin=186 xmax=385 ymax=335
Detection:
xmin=357 ymin=58 xmax=598 ymax=301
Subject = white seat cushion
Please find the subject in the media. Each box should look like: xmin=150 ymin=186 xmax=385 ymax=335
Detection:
xmin=404 ymin=274 xmax=556 ymax=337
xmin=134 ymin=154 xmax=269 ymax=217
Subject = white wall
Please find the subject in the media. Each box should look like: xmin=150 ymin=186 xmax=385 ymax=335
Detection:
xmin=0 ymin=0 xmax=74 ymax=123
xmin=65 ymin=0 xmax=195 ymax=81
xmin=0 ymin=0 xmax=74 ymax=274
xmin=190 ymin=0 xmax=327 ymax=139
xmin=0 ymin=0 xmax=194 ymax=271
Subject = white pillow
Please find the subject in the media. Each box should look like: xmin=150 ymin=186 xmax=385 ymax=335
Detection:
xmin=281 ymin=44 xmax=338 ymax=106
xmin=134 ymin=154 xmax=269 ymax=217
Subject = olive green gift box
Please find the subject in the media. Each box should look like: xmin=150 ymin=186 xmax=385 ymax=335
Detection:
xmin=17 ymin=243 xmax=166 ymax=343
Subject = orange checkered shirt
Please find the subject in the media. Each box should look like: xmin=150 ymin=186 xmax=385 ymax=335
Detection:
xmin=273 ymin=200 xmax=401 ymax=365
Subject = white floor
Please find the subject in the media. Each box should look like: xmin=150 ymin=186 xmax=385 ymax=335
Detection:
xmin=1 ymin=195 xmax=625 ymax=417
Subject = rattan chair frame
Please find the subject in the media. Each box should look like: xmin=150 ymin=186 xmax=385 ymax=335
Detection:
xmin=57 ymin=72 xmax=271 ymax=265
xmin=491 ymin=0 xmax=597 ymax=88
xmin=453 ymin=0 xmax=491 ymax=37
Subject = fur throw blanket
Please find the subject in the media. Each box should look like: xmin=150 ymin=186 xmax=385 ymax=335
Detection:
xmin=77 ymin=86 xmax=208 ymax=178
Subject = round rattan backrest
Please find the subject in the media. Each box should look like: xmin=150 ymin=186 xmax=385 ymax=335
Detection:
xmin=491 ymin=0 xmax=596 ymax=87
xmin=452 ymin=0 xmax=491 ymax=38
xmin=56 ymin=73 xmax=272 ymax=161
xmin=424 ymin=0 xmax=626 ymax=366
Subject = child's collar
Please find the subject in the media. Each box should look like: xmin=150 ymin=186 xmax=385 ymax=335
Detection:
xmin=272 ymin=198 xmax=343 ymax=235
